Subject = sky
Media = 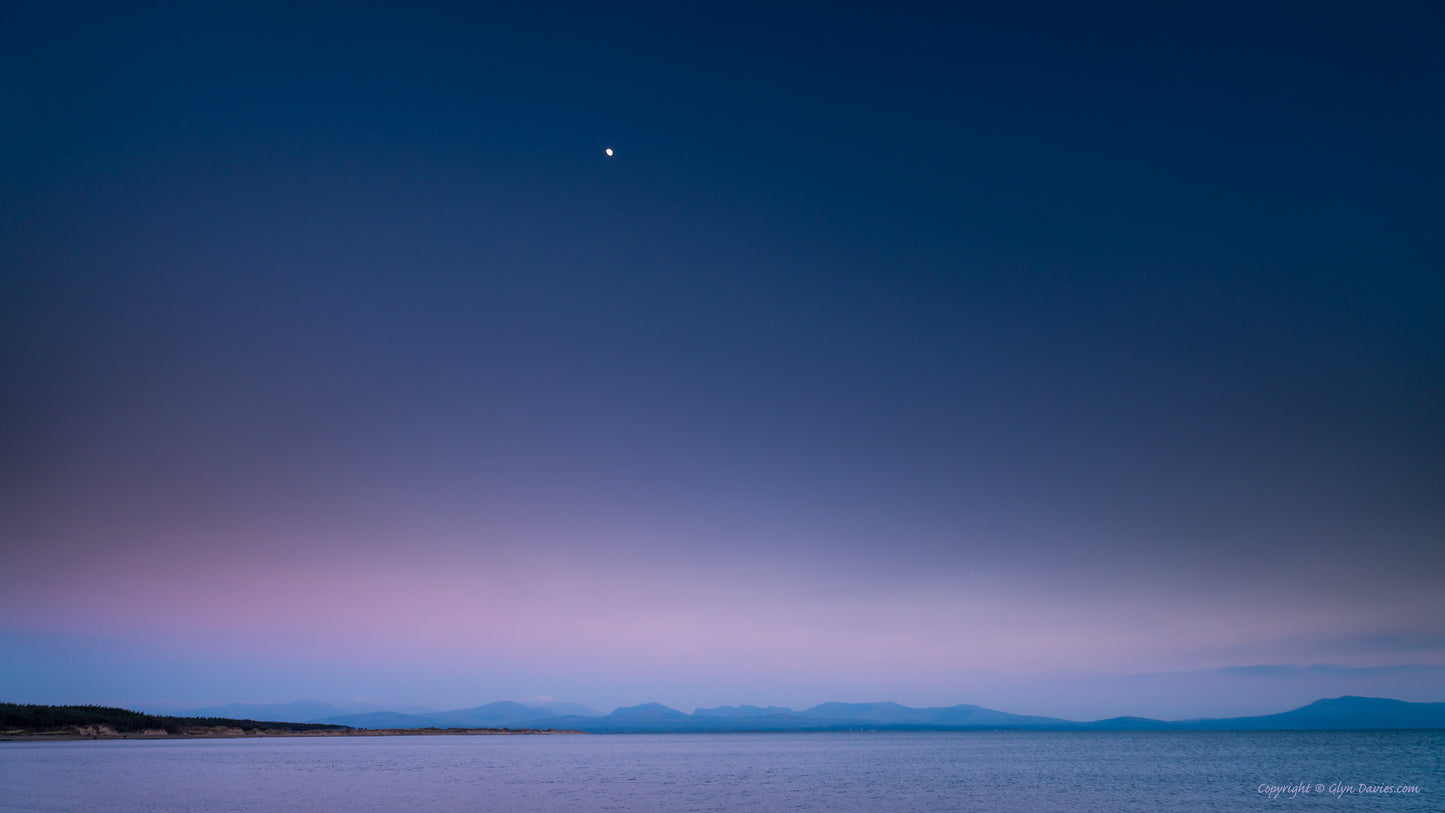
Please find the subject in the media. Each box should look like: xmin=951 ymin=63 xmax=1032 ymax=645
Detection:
xmin=2 ymin=1 xmax=1442 ymax=721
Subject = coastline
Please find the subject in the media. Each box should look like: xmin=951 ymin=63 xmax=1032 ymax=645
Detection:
xmin=1 ymin=726 xmax=585 ymax=742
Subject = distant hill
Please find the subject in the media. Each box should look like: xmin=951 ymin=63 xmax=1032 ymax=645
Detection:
xmin=608 ymin=702 xmax=691 ymax=720
xmin=1176 ymin=696 xmax=1445 ymax=730
xmin=179 ymin=700 xmax=438 ymax=724
xmin=40 ymin=696 xmax=1442 ymax=735
xmin=503 ymin=702 xmax=1076 ymax=733
xmin=798 ymin=702 xmax=1067 ymax=728
xmin=562 ymin=703 xmax=698 ymax=733
xmin=513 ymin=696 xmax=1445 ymax=733
xmin=1072 ymin=716 xmax=1176 ymax=731
xmin=319 ymin=701 xmax=592 ymax=730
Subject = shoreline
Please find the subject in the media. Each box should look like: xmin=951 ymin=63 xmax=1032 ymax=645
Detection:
xmin=1 ymin=727 xmax=585 ymax=742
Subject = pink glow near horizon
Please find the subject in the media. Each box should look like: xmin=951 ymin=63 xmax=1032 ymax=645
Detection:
xmin=8 ymin=525 xmax=1438 ymax=684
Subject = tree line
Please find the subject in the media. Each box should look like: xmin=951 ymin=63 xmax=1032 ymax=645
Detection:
xmin=0 ymin=703 xmax=349 ymax=734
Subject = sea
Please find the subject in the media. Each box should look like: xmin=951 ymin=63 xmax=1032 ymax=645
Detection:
xmin=1 ymin=730 xmax=1439 ymax=812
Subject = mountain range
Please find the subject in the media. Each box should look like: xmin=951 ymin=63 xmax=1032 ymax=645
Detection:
xmin=177 ymin=696 xmax=1445 ymax=733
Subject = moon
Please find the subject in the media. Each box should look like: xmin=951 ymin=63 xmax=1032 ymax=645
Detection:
xmin=604 ymin=147 xmax=614 ymax=157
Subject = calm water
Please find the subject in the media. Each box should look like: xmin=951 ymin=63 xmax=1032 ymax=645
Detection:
xmin=1 ymin=731 xmax=1439 ymax=812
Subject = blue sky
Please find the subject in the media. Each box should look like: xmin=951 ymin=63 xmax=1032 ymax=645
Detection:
xmin=2 ymin=0 xmax=1441 ymax=720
